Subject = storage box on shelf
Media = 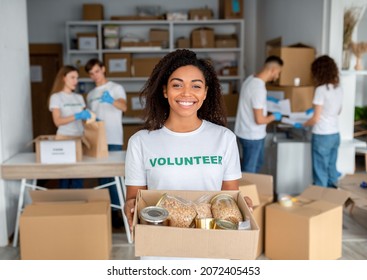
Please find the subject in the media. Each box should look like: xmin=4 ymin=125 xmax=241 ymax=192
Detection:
xmin=66 ymin=19 xmax=245 ymax=115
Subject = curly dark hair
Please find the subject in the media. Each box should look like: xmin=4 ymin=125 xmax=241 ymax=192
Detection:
xmin=140 ymin=49 xmax=227 ymax=131
xmin=311 ymin=55 xmax=340 ymax=89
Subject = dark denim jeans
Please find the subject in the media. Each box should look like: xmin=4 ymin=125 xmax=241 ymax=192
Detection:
xmin=59 ymin=178 xmax=83 ymax=189
xmin=238 ymin=137 xmax=265 ymax=173
xmin=312 ymin=133 xmax=340 ymax=187
xmin=99 ymin=144 xmax=122 ymax=207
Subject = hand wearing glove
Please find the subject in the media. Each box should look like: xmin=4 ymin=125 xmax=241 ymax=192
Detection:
xmin=74 ymin=110 xmax=91 ymax=121
xmin=293 ymin=122 xmax=304 ymax=129
xmin=272 ymin=112 xmax=282 ymax=121
xmin=100 ymin=91 xmax=114 ymax=104
xmin=267 ymin=96 xmax=280 ymax=104
xmin=305 ymin=108 xmax=314 ymax=115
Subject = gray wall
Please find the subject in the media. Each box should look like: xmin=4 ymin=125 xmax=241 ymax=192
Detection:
xmin=0 ymin=0 xmax=32 ymax=246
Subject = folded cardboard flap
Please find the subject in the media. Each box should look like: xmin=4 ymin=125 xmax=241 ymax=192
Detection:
xmin=238 ymin=183 xmax=260 ymax=207
xmin=29 ymin=189 xmax=111 ymax=204
xmin=300 ymin=185 xmax=350 ymax=206
xmin=241 ymin=173 xmax=274 ymax=198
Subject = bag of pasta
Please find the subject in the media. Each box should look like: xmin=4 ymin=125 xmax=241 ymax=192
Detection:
xmin=193 ymin=194 xmax=213 ymax=219
xmin=156 ymin=193 xmax=197 ymax=228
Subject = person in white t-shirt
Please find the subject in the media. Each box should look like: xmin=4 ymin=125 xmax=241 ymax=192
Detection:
xmin=85 ymin=58 xmax=127 ymax=228
xmin=297 ymin=55 xmax=343 ymax=187
xmin=124 ymin=49 xmax=252 ymax=235
xmin=234 ymin=56 xmax=283 ymax=173
xmin=49 ymin=65 xmax=91 ymax=188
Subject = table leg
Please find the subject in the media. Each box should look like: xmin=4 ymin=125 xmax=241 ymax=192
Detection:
xmin=114 ymin=176 xmax=132 ymax=244
xmin=13 ymin=179 xmax=26 ymax=247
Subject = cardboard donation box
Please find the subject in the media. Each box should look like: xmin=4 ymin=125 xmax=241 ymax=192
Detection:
xmin=77 ymin=33 xmax=98 ymax=50
xmin=189 ymin=8 xmax=213 ymax=20
xmin=104 ymin=53 xmax=131 ymax=77
xmin=132 ymin=57 xmax=161 ymax=77
xmin=265 ymin=186 xmax=350 ymax=260
xmin=34 ymin=135 xmax=82 ymax=164
xmin=83 ymin=4 xmax=104 ymax=20
xmin=83 ymin=120 xmax=108 ymax=158
xmin=124 ymin=92 xmax=145 ymax=117
xmin=239 ymin=173 xmax=274 ymax=258
xmin=222 ymin=93 xmax=239 ymax=116
xmin=268 ymin=44 xmax=315 ymax=86
xmin=191 ymin=28 xmax=215 ymax=48
xmin=267 ymin=85 xmax=314 ymax=112
xmin=215 ymin=34 xmax=238 ymax=48
xmin=133 ymin=189 xmax=259 ymax=259
xmin=149 ymin=29 xmax=169 ymax=48
xmin=20 ymin=189 xmax=111 ymax=260
xmin=219 ymin=0 xmax=244 ymax=19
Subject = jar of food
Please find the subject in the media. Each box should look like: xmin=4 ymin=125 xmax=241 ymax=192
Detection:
xmin=139 ymin=206 xmax=169 ymax=226
xmin=210 ymin=193 xmax=243 ymax=224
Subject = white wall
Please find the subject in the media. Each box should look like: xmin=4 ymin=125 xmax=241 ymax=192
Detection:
xmin=0 ymin=0 xmax=33 ymax=246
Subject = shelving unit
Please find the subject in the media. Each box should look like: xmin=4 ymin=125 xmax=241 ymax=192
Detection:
xmin=65 ymin=19 xmax=245 ymax=93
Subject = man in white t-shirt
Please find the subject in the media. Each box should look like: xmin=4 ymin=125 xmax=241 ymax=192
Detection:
xmin=234 ymin=56 xmax=284 ymax=173
xmin=85 ymin=58 xmax=127 ymax=228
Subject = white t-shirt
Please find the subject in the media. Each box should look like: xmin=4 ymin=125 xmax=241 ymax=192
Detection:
xmin=87 ymin=81 xmax=127 ymax=145
xmin=125 ymin=120 xmax=241 ymax=190
xmin=234 ymin=75 xmax=267 ymax=140
xmin=312 ymin=84 xmax=343 ymax=135
xmin=49 ymin=91 xmax=85 ymax=136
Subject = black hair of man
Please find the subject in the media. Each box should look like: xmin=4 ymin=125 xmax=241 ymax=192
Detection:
xmin=265 ymin=55 xmax=284 ymax=66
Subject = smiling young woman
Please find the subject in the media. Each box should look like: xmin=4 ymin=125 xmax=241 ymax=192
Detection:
xmin=123 ymin=49 xmax=249 ymax=234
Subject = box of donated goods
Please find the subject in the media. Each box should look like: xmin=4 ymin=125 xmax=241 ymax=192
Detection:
xmin=20 ymin=189 xmax=111 ymax=260
xmin=265 ymin=185 xmax=350 ymax=260
xmin=131 ymin=57 xmax=161 ymax=77
xmin=268 ymin=44 xmax=315 ymax=86
xmin=34 ymin=135 xmax=82 ymax=163
xmin=133 ymin=189 xmax=259 ymax=259
xmin=77 ymin=33 xmax=98 ymax=50
xmin=266 ymin=85 xmax=314 ymax=112
xmin=104 ymin=53 xmax=131 ymax=77
xmin=219 ymin=0 xmax=244 ymax=19
xmin=191 ymin=27 xmax=215 ymax=48
xmin=239 ymin=173 xmax=274 ymax=258
xmin=222 ymin=93 xmax=239 ymax=116
xmin=83 ymin=4 xmax=104 ymax=20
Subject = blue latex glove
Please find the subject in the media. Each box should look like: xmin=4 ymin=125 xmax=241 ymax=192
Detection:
xmin=272 ymin=112 xmax=282 ymax=121
xmin=100 ymin=91 xmax=114 ymax=104
xmin=74 ymin=110 xmax=91 ymax=121
xmin=267 ymin=96 xmax=280 ymax=104
xmin=293 ymin=122 xmax=304 ymax=129
xmin=305 ymin=108 xmax=314 ymax=115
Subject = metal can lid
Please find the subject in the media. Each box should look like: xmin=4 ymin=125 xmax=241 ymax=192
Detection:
xmin=213 ymin=219 xmax=238 ymax=230
xmin=139 ymin=206 xmax=169 ymax=223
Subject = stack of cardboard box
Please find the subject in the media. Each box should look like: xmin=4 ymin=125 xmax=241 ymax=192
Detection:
xmin=267 ymin=44 xmax=316 ymax=112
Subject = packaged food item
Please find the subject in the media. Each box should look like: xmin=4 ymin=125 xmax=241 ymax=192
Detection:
xmin=139 ymin=206 xmax=169 ymax=226
xmin=195 ymin=218 xmax=215 ymax=229
xmin=210 ymin=193 xmax=243 ymax=224
xmin=193 ymin=194 xmax=212 ymax=219
xmin=213 ymin=219 xmax=238 ymax=230
xmin=156 ymin=193 xmax=197 ymax=228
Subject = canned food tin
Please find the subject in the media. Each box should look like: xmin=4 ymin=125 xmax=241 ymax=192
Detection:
xmin=139 ymin=206 xmax=169 ymax=226
xmin=213 ymin=219 xmax=238 ymax=230
xmin=195 ymin=218 xmax=215 ymax=229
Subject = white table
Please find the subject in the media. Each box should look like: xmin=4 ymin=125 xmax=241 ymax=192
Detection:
xmin=1 ymin=151 xmax=132 ymax=247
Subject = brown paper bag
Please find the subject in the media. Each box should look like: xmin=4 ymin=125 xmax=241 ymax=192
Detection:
xmin=82 ymin=120 xmax=108 ymax=158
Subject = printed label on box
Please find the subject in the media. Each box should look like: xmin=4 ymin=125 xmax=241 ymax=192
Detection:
xmin=78 ymin=37 xmax=97 ymax=50
xmin=40 ymin=141 xmax=76 ymax=163
xmin=109 ymin=59 xmax=127 ymax=73
xmin=131 ymin=96 xmax=145 ymax=110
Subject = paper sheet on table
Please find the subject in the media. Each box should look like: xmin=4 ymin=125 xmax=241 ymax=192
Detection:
xmin=267 ymin=99 xmax=291 ymax=115
xmin=267 ymin=90 xmax=285 ymax=100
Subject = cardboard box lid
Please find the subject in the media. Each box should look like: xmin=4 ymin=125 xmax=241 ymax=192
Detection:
xmin=22 ymin=201 xmax=109 ymax=217
xmin=300 ymin=185 xmax=350 ymax=206
xmin=29 ymin=189 xmax=110 ymax=204
xmin=238 ymin=183 xmax=260 ymax=207
xmin=241 ymin=173 xmax=273 ymax=197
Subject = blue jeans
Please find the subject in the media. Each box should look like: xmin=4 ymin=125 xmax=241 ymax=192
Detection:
xmin=99 ymin=144 xmax=122 ymax=207
xmin=238 ymin=137 xmax=265 ymax=173
xmin=312 ymin=133 xmax=340 ymax=187
xmin=59 ymin=179 xmax=83 ymax=189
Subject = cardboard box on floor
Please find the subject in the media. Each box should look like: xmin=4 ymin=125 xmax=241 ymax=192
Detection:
xmin=20 ymin=189 xmax=112 ymax=260
xmin=238 ymin=173 xmax=274 ymax=258
xmin=133 ymin=189 xmax=259 ymax=259
xmin=34 ymin=135 xmax=82 ymax=164
xmin=265 ymin=185 xmax=350 ymax=260
xmin=268 ymin=44 xmax=315 ymax=86
xmin=338 ymin=173 xmax=367 ymax=229
xmin=266 ymin=85 xmax=315 ymax=112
